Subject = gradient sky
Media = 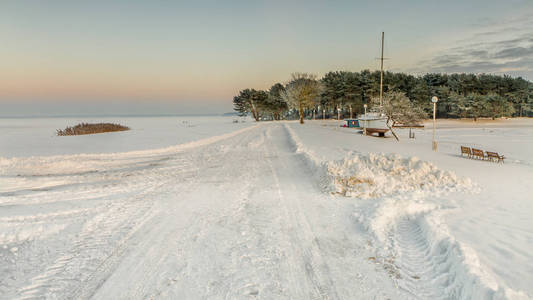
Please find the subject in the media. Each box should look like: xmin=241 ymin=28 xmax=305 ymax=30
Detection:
xmin=1 ymin=0 xmax=532 ymax=116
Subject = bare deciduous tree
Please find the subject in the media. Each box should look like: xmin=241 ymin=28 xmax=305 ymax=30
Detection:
xmin=281 ymin=73 xmax=322 ymax=124
xmin=371 ymin=91 xmax=427 ymax=140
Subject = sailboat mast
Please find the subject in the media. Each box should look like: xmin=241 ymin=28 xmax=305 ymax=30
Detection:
xmin=380 ymin=31 xmax=384 ymax=107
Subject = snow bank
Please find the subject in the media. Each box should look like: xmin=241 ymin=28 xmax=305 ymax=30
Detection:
xmin=354 ymin=195 xmax=529 ymax=300
xmin=283 ymin=124 xmax=331 ymax=190
xmin=285 ymin=123 xmax=529 ymax=299
xmin=326 ymin=153 xmax=472 ymax=198
xmin=284 ymin=123 xmax=472 ymax=199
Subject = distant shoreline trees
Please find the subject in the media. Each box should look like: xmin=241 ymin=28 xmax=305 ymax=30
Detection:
xmin=233 ymin=70 xmax=533 ymax=122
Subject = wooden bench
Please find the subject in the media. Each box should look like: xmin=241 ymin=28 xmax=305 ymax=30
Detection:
xmin=461 ymin=146 xmax=505 ymax=163
xmin=460 ymin=146 xmax=472 ymax=158
xmin=486 ymin=151 xmax=505 ymax=163
xmin=471 ymin=148 xmax=485 ymax=160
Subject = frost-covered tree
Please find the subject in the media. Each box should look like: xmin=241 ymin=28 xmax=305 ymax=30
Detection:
xmin=281 ymin=73 xmax=322 ymax=124
xmin=371 ymin=91 xmax=427 ymax=140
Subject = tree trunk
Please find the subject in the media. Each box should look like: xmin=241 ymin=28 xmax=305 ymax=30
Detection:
xmin=299 ymin=105 xmax=305 ymax=124
xmin=250 ymin=100 xmax=259 ymax=121
xmin=388 ymin=118 xmax=399 ymax=141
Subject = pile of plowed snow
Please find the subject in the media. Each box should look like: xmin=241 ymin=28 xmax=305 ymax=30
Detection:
xmin=284 ymin=124 xmax=472 ymax=199
xmin=326 ymin=152 xmax=473 ymax=198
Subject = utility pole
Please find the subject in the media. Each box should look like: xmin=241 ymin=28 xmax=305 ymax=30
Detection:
xmin=380 ymin=31 xmax=384 ymax=107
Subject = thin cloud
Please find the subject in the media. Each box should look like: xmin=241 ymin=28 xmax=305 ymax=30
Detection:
xmin=414 ymin=12 xmax=533 ymax=79
xmin=494 ymin=46 xmax=533 ymax=59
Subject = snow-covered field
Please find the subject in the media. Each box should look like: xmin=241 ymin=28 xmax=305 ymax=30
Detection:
xmin=0 ymin=116 xmax=252 ymax=157
xmin=0 ymin=117 xmax=532 ymax=299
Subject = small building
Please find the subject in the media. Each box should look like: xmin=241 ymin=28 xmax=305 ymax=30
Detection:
xmin=344 ymin=119 xmax=360 ymax=128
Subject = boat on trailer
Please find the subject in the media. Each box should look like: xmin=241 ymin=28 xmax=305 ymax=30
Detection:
xmin=346 ymin=112 xmax=389 ymax=136
xmin=356 ymin=112 xmax=389 ymax=136
xmin=354 ymin=31 xmax=390 ymax=137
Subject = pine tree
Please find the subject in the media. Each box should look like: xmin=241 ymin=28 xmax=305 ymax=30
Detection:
xmin=232 ymin=89 xmax=268 ymax=121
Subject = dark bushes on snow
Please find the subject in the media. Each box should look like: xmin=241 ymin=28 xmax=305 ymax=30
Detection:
xmin=56 ymin=123 xmax=130 ymax=136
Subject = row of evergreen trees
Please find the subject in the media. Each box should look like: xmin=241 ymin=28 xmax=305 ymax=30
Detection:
xmin=233 ymin=70 xmax=533 ymax=120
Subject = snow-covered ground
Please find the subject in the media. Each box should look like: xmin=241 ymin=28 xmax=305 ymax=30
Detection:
xmin=0 ymin=117 xmax=531 ymax=299
xmin=287 ymin=118 xmax=533 ymax=299
xmin=0 ymin=115 xmax=252 ymax=157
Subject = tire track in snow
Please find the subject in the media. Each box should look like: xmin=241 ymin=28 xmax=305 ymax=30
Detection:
xmin=4 ymin=125 xmax=260 ymax=299
xmin=392 ymin=216 xmax=464 ymax=299
xmin=10 ymin=151 xmax=198 ymax=299
xmin=127 ymin=136 xmax=257 ymax=299
xmin=15 ymin=178 xmax=165 ymax=299
xmin=265 ymin=124 xmax=341 ymax=299
xmin=387 ymin=212 xmax=505 ymax=300
xmin=88 ymin=126 xmax=264 ymax=299
xmin=5 ymin=122 xmax=417 ymax=299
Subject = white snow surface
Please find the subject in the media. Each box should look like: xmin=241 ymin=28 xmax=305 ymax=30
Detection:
xmin=0 ymin=116 xmax=253 ymax=158
xmin=0 ymin=117 xmax=532 ymax=299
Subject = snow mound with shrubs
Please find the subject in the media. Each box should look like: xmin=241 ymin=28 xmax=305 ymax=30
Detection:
xmin=326 ymin=152 xmax=472 ymax=198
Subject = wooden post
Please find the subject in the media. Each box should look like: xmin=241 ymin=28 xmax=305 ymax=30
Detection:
xmin=337 ymin=105 xmax=341 ymax=129
xmin=432 ymin=102 xmax=437 ymax=151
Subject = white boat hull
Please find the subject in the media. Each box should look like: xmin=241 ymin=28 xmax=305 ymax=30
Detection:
xmin=356 ymin=117 xmax=389 ymax=130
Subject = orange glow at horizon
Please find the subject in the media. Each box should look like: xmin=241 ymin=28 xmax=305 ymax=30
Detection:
xmin=0 ymin=65 xmax=273 ymax=102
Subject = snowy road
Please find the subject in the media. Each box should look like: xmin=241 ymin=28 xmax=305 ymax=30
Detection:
xmin=1 ymin=124 xmax=409 ymax=299
xmin=2 ymin=122 xmax=530 ymax=299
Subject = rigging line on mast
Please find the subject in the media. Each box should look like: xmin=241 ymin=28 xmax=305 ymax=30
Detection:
xmin=380 ymin=31 xmax=384 ymax=107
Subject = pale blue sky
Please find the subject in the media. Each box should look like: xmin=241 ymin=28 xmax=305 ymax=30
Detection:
xmin=1 ymin=0 xmax=532 ymax=115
